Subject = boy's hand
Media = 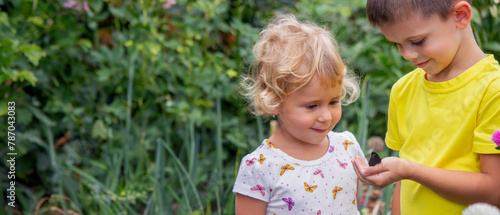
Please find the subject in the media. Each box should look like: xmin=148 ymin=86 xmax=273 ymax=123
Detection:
xmin=352 ymin=156 xmax=409 ymax=189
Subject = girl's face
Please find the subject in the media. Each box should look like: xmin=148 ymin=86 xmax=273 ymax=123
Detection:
xmin=276 ymin=75 xmax=342 ymax=147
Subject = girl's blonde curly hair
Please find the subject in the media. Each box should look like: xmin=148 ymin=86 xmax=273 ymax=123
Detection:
xmin=240 ymin=14 xmax=359 ymax=117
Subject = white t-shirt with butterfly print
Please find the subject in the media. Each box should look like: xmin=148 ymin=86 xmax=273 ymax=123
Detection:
xmin=233 ymin=131 xmax=366 ymax=215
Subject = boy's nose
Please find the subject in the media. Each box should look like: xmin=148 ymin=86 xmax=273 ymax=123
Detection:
xmin=399 ymin=46 xmax=418 ymax=60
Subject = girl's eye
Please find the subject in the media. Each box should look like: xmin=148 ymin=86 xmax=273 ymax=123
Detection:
xmin=411 ymin=38 xmax=426 ymax=46
xmin=329 ymin=101 xmax=340 ymax=105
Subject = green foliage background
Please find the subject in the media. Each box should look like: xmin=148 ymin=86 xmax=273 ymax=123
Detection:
xmin=0 ymin=0 xmax=498 ymax=214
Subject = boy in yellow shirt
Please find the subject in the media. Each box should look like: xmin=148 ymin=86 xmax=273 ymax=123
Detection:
xmin=352 ymin=0 xmax=500 ymax=214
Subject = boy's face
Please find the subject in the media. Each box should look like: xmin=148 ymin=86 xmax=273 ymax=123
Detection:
xmin=378 ymin=13 xmax=462 ymax=82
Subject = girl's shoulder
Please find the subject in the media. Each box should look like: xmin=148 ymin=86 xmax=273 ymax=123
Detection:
xmin=240 ymin=140 xmax=282 ymax=165
xmin=328 ymin=131 xmax=366 ymax=161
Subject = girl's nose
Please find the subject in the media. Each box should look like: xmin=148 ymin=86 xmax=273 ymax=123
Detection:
xmin=318 ymin=107 xmax=332 ymax=123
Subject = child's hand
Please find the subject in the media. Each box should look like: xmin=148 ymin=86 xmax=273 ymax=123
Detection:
xmin=351 ymin=156 xmax=409 ymax=189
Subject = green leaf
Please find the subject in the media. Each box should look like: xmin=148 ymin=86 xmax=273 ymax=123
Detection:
xmin=28 ymin=105 xmax=55 ymax=127
xmin=471 ymin=6 xmax=482 ymax=26
xmin=0 ymin=67 xmax=17 ymax=82
xmin=78 ymin=39 xmax=93 ymax=51
xmin=0 ymin=12 xmax=11 ymax=27
xmin=0 ymin=68 xmax=37 ymax=86
xmin=91 ymin=119 xmax=108 ymax=140
xmin=108 ymin=6 xmax=127 ymax=19
xmin=17 ymin=70 xmax=38 ymax=86
xmin=17 ymin=43 xmax=46 ymax=66
xmin=27 ymin=16 xmax=45 ymax=27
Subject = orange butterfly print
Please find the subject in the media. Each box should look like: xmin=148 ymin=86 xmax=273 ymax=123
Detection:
xmin=332 ymin=186 xmax=343 ymax=199
xmin=265 ymin=140 xmax=278 ymax=149
xmin=342 ymin=140 xmax=354 ymax=150
xmin=280 ymin=164 xmax=295 ymax=176
xmin=258 ymin=154 xmax=266 ymax=164
xmin=304 ymin=182 xmax=318 ymax=193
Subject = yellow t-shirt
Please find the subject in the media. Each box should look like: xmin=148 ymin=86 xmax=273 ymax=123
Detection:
xmin=386 ymin=55 xmax=500 ymax=214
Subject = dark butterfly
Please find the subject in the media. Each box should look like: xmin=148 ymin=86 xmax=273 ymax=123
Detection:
xmin=368 ymin=151 xmax=382 ymax=167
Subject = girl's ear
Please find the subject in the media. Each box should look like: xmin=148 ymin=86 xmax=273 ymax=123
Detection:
xmin=453 ymin=1 xmax=472 ymax=29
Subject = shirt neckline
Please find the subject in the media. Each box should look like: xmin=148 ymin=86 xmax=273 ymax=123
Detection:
xmin=421 ymin=55 xmax=493 ymax=93
xmin=262 ymin=132 xmax=335 ymax=166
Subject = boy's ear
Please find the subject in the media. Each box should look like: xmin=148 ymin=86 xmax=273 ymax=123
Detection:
xmin=453 ymin=1 xmax=472 ymax=29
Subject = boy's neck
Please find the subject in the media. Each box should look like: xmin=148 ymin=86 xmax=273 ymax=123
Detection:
xmin=427 ymin=28 xmax=486 ymax=82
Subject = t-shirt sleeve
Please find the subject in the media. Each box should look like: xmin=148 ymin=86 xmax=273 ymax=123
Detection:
xmin=232 ymin=153 xmax=270 ymax=202
xmin=385 ymin=84 xmax=403 ymax=151
xmin=343 ymin=131 xmax=368 ymax=164
xmin=473 ymin=78 xmax=500 ymax=154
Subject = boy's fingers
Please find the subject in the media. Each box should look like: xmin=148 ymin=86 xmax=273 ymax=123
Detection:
xmin=352 ymin=156 xmax=367 ymax=174
xmin=351 ymin=157 xmax=379 ymax=185
xmin=353 ymin=156 xmax=387 ymax=176
xmin=363 ymin=160 xmax=385 ymax=175
xmin=351 ymin=158 xmax=364 ymax=176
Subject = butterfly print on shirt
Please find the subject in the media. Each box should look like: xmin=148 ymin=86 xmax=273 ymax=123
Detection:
xmin=280 ymin=164 xmax=295 ymax=176
xmin=245 ymin=158 xmax=257 ymax=166
xmin=282 ymin=197 xmax=295 ymax=211
xmin=328 ymin=146 xmax=334 ymax=153
xmin=336 ymin=159 xmax=348 ymax=169
xmin=304 ymin=182 xmax=318 ymax=193
xmin=250 ymin=184 xmax=266 ymax=196
xmin=332 ymin=186 xmax=343 ymax=199
xmin=265 ymin=140 xmax=278 ymax=149
xmin=258 ymin=154 xmax=266 ymax=164
xmin=313 ymin=169 xmax=324 ymax=178
xmin=342 ymin=140 xmax=354 ymax=150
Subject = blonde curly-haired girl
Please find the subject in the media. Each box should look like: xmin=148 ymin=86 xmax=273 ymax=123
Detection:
xmin=233 ymin=14 xmax=364 ymax=215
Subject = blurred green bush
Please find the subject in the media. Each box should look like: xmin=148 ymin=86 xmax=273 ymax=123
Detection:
xmin=0 ymin=0 xmax=498 ymax=214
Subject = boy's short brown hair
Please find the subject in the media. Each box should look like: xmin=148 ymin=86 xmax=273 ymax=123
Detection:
xmin=366 ymin=0 xmax=472 ymax=27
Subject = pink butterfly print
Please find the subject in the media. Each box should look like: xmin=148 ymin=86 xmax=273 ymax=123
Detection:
xmin=317 ymin=210 xmax=321 ymax=215
xmin=250 ymin=185 xmax=266 ymax=196
xmin=336 ymin=159 xmax=348 ymax=169
xmin=328 ymin=146 xmax=334 ymax=153
xmin=282 ymin=197 xmax=295 ymax=211
xmin=246 ymin=158 xmax=257 ymax=166
xmin=313 ymin=169 xmax=324 ymax=178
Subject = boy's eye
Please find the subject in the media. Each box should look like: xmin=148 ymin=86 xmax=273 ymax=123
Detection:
xmin=411 ymin=38 xmax=426 ymax=46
